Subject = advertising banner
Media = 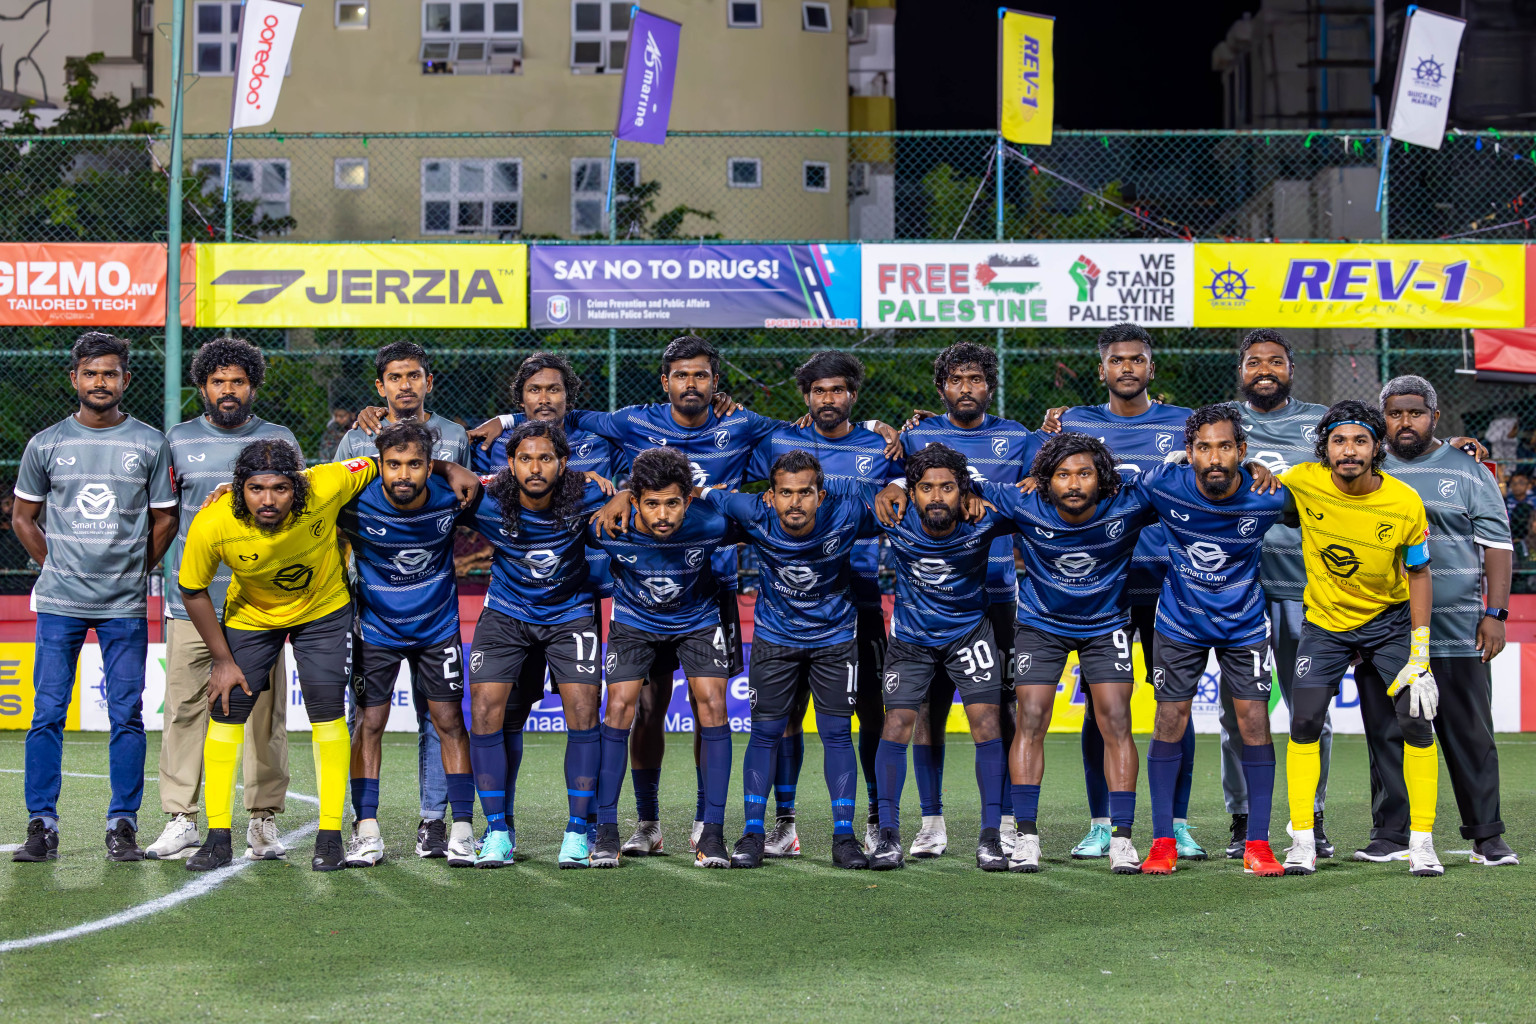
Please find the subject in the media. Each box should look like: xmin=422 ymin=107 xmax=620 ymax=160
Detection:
xmin=614 ymin=9 xmax=681 ymax=145
xmin=1193 ymin=243 xmax=1525 ymax=328
xmin=529 ymin=244 xmax=861 ymax=328
xmin=0 ymin=244 xmax=195 ymax=327
xmin=196 ymin=244 xmax=528 ymax=328
xmin=860 ymin=243 xmax=1192 ymax=328
xmin=1386 ymin=7 xmax=1465 ymax=150
xmin=998 ymin=9 xmax=1054 ymax=146
xmin=229 ymin=0 xmax=303 ymax=131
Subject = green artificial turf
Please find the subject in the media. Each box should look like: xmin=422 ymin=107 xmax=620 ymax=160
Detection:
xmin=0 ymin=732 xmax=1532 ymax=1022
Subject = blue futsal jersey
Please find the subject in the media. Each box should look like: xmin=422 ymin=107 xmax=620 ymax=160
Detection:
xmin=594 ymin=500 xmax=740 ymax=635
xmin=877 ymin=502 xmax=1017 ymax=647
xmin=471 ymin=478 xmax=610 ymax=626
xmin=338 ymin=475 xmax=464 ymax=650
xmin=746 ymin=422 xmax=901 ymax=607
xmin=980 ymin=480 xmax=1157 ymax=640
xmin=1059 ymin=402 xmax=1193 ymax=606
xmin=1140 ymin=464 xmax=1286 ymax=648
xmin=900 ymin=413 xmax=1040 ymax=605
xmin=702 ymin=488 xmax=879 ymax=648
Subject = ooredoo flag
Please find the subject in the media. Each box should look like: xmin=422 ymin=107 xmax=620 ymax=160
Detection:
xmin=1387 ymin=7 xmax=1465 ymax=150
xmin=998 ymin=8 xmax=1053 ymax=146
xmin=615 ymin=8 xmax=681 ymax=145
xmin=229 ymin=0 xmax=303 ymax=130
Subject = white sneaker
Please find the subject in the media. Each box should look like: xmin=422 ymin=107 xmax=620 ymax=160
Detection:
xmin=1408 ymin=830 xmax=1444 ymax=877
xmin=345 ymin=821 xmax=385 ymax=868
xmin=863 ymin=822 xmax=880 ymax=855
xmin=1284 ymin=829 xmax=1317 ymax=875
xmin=145 ymin=813 xmax=200 ymax=860
xmin=445 ymin=821 xmax=475 ymax=868
xmin=764 ymin=817 xmax=800 ymax=858
xmin=999 ymin=815 xmax=1018 ymax=856
xmin=909 ymin=815 xmax=948 ymax=858
xmin=244 ymin=815 xmax=287 ymax=861
xmin=621 ymin=820 xmax=663 ymax=856
xmin=1009 ymin=832 xmax=1041 ymax=873
xmin=689 ymin=819 xmax=704 ymax=852
xmin=1108 ymin=835 xmax=1141 ymax=874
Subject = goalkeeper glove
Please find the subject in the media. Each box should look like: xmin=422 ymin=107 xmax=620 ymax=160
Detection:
xmin=1387 ymin=625 xmax=1438 ymax=720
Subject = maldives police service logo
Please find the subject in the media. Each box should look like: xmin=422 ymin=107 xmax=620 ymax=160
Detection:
xmin=74 ymin=483 xmax=116 ymax=520
xmin=713 ymin=429 xmax=730 ymax=450
xmin=1439 ymin=479 xmax=1457 ymax=498
xmin=1237 ymin=516 xmax=1259 ymax=537
xmin=546 ymin=295 xmax=571 ymax=324
xmin=1054 ymin=552 xmax=1098 ymax=579
xmin=1104 ymin=519 xmax=1125 ymax=540
xmin=991 ymin=437 xmax=1009 ymax=458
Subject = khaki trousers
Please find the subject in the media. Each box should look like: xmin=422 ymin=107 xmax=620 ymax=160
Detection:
xmin=159 ymin=617 xmax=290 ymax=818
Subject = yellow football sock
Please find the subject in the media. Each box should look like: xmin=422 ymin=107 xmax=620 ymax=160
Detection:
xmin=1403 ymin=740 xmax=1439 ymax=834
xmin=1286 ymin=739 xmax=1321 ymax=832
xmin=203 ymin=721 xmax=244 ymax=831
xmin=311 ymin=718 xmax=351 ymax=831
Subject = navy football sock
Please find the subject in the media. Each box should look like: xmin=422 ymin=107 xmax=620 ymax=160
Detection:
xmin=816 ymin=713 xmax=857 ymax=836
xmin=742 ymin=717 xmax=786 ymax=836
xmin=913 ymin=742 xmax=945 ymax=816
xmin=599 ymin=725 xmax=631 ymax=826
xmin=1172 ymin=717 xmax=1195 ymax=820
xmin=999 ymin=712 xmax=1015 ymax=819
xmin=1109 ymin=789 xmax=1136 ymax=838
xmin=974 ymin=738 xmax=1005 ymax=831
xmin=630 ymin=767 xmax=660 ymax=821
xmin=350 ymin=777 xmax=371 ymax=821
xmin=700 ymin=725 xmax=732 ymax=826
xmin=694 ymin=763 xmax=707 ymax=821
xmin=1242 ymin=743 xmax=1276 ymax=842
xmin=1082 ymin=716 xmax=1110 ymax=820
xmin=445 ymin=772 xmax=474 ymax=823
xmin=1011 ymin=784 xmax=1041 ymax=835
xmin=875 ymin=738 xmax=909 ymax=831
xmin=1147 ymin=738 xmax=1182 ymax=840
xmin=469 ymin=731 xmax=509 ymax=833
xmin=502 ymin=727 xmax=525 ymax=827
xmin=564 ymin=727 xmax=600 ymax=835
xmin=775 ymin=730 xmax=803 ymax=818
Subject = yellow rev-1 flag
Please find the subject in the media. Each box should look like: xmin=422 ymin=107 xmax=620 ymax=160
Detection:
xmin=998 ymin=8 xmax=1054 ymax=146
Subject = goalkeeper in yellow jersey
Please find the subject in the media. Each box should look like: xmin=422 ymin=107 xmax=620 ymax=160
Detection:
xmin=1277 ymin=400 xmax=1441 ymax=876
xmin=176 ymin=439 xmax=478 ymax=871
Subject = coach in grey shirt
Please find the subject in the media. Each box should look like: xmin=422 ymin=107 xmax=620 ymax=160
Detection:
xmin=10 ymin=333 xmax=178 ymax=863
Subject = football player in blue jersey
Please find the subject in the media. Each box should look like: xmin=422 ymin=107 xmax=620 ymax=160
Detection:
xmin=868 ymin=444 xmax=1019 ymax=872
xmin=1041 ymin=324 xmax=1201 ymax=862
xmin=743 ymin=350 xmax=903 ymax=858
xmin=336 ymin=421 xmax=477 ymax=868
xmin=587 ymin=447 xmax=743 ymax=868
xmin=465 ymin=352 xmax=626 ymax=484
xmin=462 ymin=422 xmax=612 ymax=868
xmin=1134 ymin=406 xmax=1287 ymax=877
xmin=897 ymin=343 xmax=1039 ymax=859
xmin=701 ymin=449 xmax=882 ymax=869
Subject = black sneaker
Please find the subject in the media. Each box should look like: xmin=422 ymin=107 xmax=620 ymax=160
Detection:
xmin=105 ymin=819 xmax=143 ymax=862
xmin=1353 ymin=838 xmax=1409 ymax=862
xmin=415 ymin=818 xmax=447 ymax=858
xmin=730 ymin=831 xmax=765 ymax=869
xmin=312 ymin=828 xmax=348 ymax=872
xmin=870 ymin=827 xmax=905 ymax=871
xmin=976 ymin=827 xmax=1007 ymax=872
xmin=590 ymin=823 xmax=622 ymax=868
xmin=832 ymin=833 xmax=870 ymax=870
xmin=1472 ymin=836 xmax=1520 ymax=867
xmin=1226 ymin=814 xmax=1248 ymax=859
xmin=186 ymin=829 xmax=233 ymax=872
xmin=693 ymin=823 xmax=729 ymax=868
xmin=12 ymin=819 xmax=58 ymax=862
xmin=1314 ymin=817 xmax=1335 ymax=858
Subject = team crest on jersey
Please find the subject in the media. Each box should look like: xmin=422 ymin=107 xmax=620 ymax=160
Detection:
xmin=746 ymin=687 xmax=758 ymax=709
xmin=822 ymin=536 xmax=840 ymax=555
xmin=1301 ymin=426 xmax=1319 ymax=443
xmin=1152 ymin=668 xmax=1165 ymax=690
xmin=1295 ymin=656 xmax=1311 ymax=678
xmin=470 ymin=651 xmax=485 ymax=674
xmin=1104 ymin=519 xmax=1124 ymax=539
xmin=685 ymin=548 xmax=705 ymax=568
xmin=272 ymin=564 xmax=314 ymax=591
xmin=713 ymin=429 xmax=731 ymax=450
xmin=1016 ymin=653 xmax=1031 ymax=676
xmin=912 ymin=558 xmax=952 ymax=586
xmin=521 ymin=549 xmax=560 ymax=579
xmin=1053 ymin=552 xmax=1098 ymax=579
xmin=690 ymin=461 xmax=708 ymax=488
xmin=74 ymin=483 xmax=116 ymax=520
xmin=436 ymin=514 xmax=454 ymax=535
xmin=991 ymin=437 xmax=1009 ymax=458
xmin=1155 ymin=433 xmax=1175 ymax=454
xmin=1185 ymin=542 xmax=1229 ymax=573
xmin=1438 ymin=479 xmax=1457 ymax=497
xmin=1376 ymin=522 xmax=1395 ymax=542
xmin=856 ymin=455 xmax=873 ymax=477
xmin=577 ymin=441 xmax=592 ymax=459
xmin=604 ymin=652 xmax=616 ymax=675
xmin=390 ymin=549 xmax=431 ymax=575
xmin=1238 ymin=516 xmax=1259 ymax=537
xmin=310 ymin=520 xmax=326 ymax=538
xmin=643 ymin=577 xmax=682 ymax=603
xmin=777 ymin=566 xmax=821 ymax=592
xmin=121 ymin=451 xmax=141 ymax=473
xmin=883 ymin=670 xmax=899 ymax=694
xmin=344 ymin=458 xmax=371 ymax=473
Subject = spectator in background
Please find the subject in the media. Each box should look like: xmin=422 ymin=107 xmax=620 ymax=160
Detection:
xmin=1486 ymin=414 xmax=1520 ymax=469
xmin=451 ymin=526 xmax=492 ymax=580
xmin=316 ymin=406 xmax=353 ymax=462
xmin=1506 ymin=472 xmax=1535 ymax=524
xmin=0 ymin=486 xmax=34 ymax=596
xmin=1507 ymin=472 xmax=1536 ymax=595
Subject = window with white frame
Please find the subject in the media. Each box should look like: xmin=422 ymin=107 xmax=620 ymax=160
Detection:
xmin=728 ymin=157 xmax=761 ymax=188
xmin=422 ymin=158 xmax=522 ymax=234
xmin=802 ymin=161 xmax=829 ymax=192
xmin=193 ymin=1 xmax=242 ymax=75
xmin=191 ymin=159 xmax=292 ymax=224
xmin=336 ymin=1 xmax=368 ymax=28
xmin=571 ymin=157 xmax=639 ymax=234
xmin=570 ymin=2 xmax=630 ymax=73
xmin=801 ymin=2 xmax=831 ymax=32
xmin=334 ymin=158 xmax=369 ymax=190
xmin=421 ymin=1 xmax=522 ymax=74
xmin=727 ymin=0 xmax=761 ymax=28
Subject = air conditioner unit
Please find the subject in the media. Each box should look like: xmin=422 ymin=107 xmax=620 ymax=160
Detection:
xmin=848 ymin=162 xmax=870 ymax=195
xmin=848 ymin=9 xmax=869 ymax=43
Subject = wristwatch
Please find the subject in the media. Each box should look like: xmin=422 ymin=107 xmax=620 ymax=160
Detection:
xmin=1484 ymin=607 xmax=1509 ymax=621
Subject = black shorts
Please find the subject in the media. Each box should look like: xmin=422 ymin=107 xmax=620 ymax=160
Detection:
xmin=468 ymin=608 xmax=601 ymax=693
xmin=884 ymin=618 xmax=1002 ymax=711
xmin=749 ymin=637 xmax=859 ymax=719
xmin=608 ymin=620 xmax=732 ymax=683
xmin=1013 ymin=623 xmax=1135 ymax=687
xmin=218 ymin=604 xmax=352 ymax=724
xmin=352 ymin=633 xmax=466 ymax=707
xmin=1150 ymin=631 xmax=1272 ymax=704
xmin=1293 ymin=602 xmax=1411 ymax=694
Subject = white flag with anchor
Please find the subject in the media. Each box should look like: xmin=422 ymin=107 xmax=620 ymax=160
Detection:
xmin=229 ymin=0 xmax=304 ymax=130
xmin=1387 ymin=7 xmax=1465 ymax=151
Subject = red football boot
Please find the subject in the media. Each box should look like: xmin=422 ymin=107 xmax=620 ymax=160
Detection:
xmin=1140 ymin=836 xmax=1178 ymax=874
xmin=1243 ymin=840 xmax=1284 ymax=876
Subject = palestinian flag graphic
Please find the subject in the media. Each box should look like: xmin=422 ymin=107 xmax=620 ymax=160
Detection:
xmin=972 ymin=253 xmax=1041 ymax=295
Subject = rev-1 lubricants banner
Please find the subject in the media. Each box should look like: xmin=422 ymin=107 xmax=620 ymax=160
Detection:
xmin=859 ymin=243 xmax=1193 ymax=328
xmin=196 ymin=244 xmax=528 ymax=328
xmin=1193 ymin=243 xmax=1525 ymax=328
xmin=529 ymin=244 xmax=861 ymax=328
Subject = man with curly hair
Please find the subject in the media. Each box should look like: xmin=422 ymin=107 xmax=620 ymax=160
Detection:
xmin=149 ymin=338 xmax=300 ymax=863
